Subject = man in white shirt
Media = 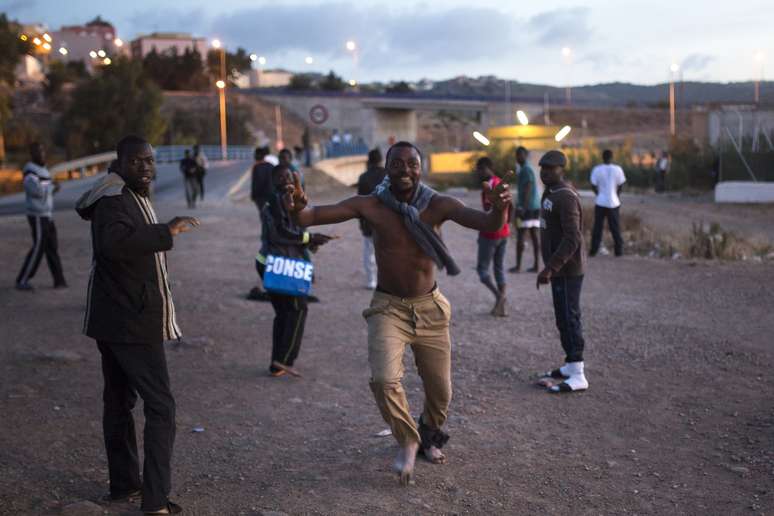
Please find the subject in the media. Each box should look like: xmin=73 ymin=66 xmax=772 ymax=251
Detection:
xmin=589 ymin=149 xmax=626 ymax=257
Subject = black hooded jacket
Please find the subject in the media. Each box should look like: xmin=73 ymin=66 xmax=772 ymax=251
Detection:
xmin=76 ymin=173 xmax=181 ymax=344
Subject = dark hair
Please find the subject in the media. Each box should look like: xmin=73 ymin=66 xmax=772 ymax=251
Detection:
xmin=255 ymin=146 xmax=270 ymax=160
xmin=602 ymin=149 xmax=613 ymax=161
xmin=29 ymin=141 xmax=42 ymax=154
xmin=367 ymin=147 xmax=383 ymax=166
xmin=476 ymin=157 xmax=493 ymax=169
xmin=116 ymin=135 xmax=148 ymax=161
xmin=278 ymin=148 xmax=292 ymax=157
xmin=385 ymin=141 xmax=422 ymax=166
xmin=272 ymin=164 xmax=290 ymax=178
xmin=516 ymin=146 xmax=528 ymax=155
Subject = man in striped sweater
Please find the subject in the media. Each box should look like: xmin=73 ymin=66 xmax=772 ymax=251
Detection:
xmin=76 ymin=135 xmax=199 ymax=515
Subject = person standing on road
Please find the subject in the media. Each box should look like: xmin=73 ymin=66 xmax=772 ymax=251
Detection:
xmin=15 ymin=142 xmax=67 ymax=291
xmin=283 ymin=141 xmax=511 ymax=485
xmin=193 ymin=144 xmax=208 ymax=201
xmin=247 ymin=146 xmax=275 ymax=302
xmin=76 ymin=135 xmax=199 ymax=515
xmin=256 ymin=164 xmax=334 ymax=377
xmin=589 ymin=149 xmax=626 ymax=257
xmin=357 ymin=148 xmax=386 ymax=290
xmin=535 ymin=150 xmax=589 ymax=394
xmin=510 ymin=146 xmax=541 ymax=273
xmin=179 ymin=150 xmax=199 ymax=209
xmin=474 ymin=157 xmax=510 ymax=316
xmin=655 ymin=150 xmax=669 ymax=193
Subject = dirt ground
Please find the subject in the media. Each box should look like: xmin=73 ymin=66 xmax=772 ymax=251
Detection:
xmin=1 ymin=168 xmax=773 ymax=515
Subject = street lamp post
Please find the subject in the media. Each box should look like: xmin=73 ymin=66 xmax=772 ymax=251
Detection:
xmin=754 ymin=51 xmax=765 ymax=105
xmin=562 ymin=47 xmax=572 ymax=105
xmin=345 ymin=40 xmax=358 ymax=83
xmin=212 ymin=39 xmax=228 ymax=160
xmin=669 ymin=63 xmax=679 ymax=137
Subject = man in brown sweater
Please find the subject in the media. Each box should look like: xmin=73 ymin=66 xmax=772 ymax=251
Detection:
xmin=535 ymin=150 xmax=588 ymax=393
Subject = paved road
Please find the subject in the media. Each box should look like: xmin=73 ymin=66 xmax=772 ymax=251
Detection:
xmin=0 ymin=160 xmax=252 ymax=217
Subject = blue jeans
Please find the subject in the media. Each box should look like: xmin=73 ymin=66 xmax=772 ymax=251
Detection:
xmin=476 ymin=237 xmax=507 ymax=288
xmin=550 ymin=275 xmax=585 ymax=363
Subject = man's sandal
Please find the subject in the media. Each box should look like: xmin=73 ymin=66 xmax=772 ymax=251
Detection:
xmin=536 ymin=368 xmax=568 ymax=387
xmin=271 ymin=361 xmax=302 ymax=377
xmin=144 ymin=501 xmax=182 ymax=514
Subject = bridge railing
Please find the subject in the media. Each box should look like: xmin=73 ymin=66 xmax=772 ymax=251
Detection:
xmin=324 ymin=142 xmax=369 ymax=159
xmin=153 ymin=145 xmax=254 ymax=163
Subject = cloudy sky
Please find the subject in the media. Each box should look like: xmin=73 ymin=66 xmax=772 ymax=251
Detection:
xmin=4 ymin=0 xmax=772 ymax=86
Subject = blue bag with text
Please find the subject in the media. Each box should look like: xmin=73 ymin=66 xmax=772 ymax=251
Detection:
xmin=262 ymin=255 xmax=314 ymax=297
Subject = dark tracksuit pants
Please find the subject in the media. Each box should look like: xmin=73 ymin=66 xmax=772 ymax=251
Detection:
xmin=257 ymin=262 xmax=308 ymax=370
xmin=590 ymin=206 xmax=623 ymax=256
xmin=550 ymin=275 xmax=585 ymax=363
xmin=97 ymin=341 xmax=176 ymax=511
xmin=16 ymin=215 xmax=66 ymax=286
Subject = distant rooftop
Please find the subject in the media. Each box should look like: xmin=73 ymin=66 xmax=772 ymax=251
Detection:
xmin=135 ymin=32 xmax=204 ymax=40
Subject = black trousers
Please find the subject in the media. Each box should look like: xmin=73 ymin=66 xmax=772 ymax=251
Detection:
xmin=183 ymin=176 xmax=200 ymax=208
xmin=550 ymin=275 xmax=585 ymax=363
xmin=97 ymin=340 xmax=176 ymax=511
xmin=590 ymin=206 xmax=623 ymax=256
xmin=16 ymin=216 xmax=66 ymax=286
xmin=257 ymin=262 xmax=308 ymax=370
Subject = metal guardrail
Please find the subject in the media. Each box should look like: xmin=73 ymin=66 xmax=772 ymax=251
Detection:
xmin=49 ymin=151 xmax=117 ymax=179
xmin=153 ymin=145 xmax=254 ymax=163
xmin=324 ymin=142 xmax=369 ymax=159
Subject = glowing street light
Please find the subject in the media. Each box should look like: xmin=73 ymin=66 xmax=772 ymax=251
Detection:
xmin=89 ymin=50 xmax=98 ymax=59
xmin=304 ymin=56 xmax=314 ymax=65
xmin=20 ymin=34 xmax=28 ymax=41
xmin=42 ymin=42 xmax=51 ymax=51
xmin=103 ymin=57 xmax=112 ymax=65
xmin=97 ymin=49 xmax=106 ymax=58
xmin=249 ymin=53 xmax=257 ymax=62
xmin=555 ymin=125 xmax=572 ymax=142
xmin=114 ymin=38 xmax=124 ymax=47
xmin=32 ymin=37 xmax=42 ymax=46
xmin=42 ymin=33 xmax=52 ymax=43
xmin=473 ymin=131 xmax=490 ymax=146
xmin=348 ymin=79 xmax=357 ymax=87
xmin=345 ymin=40 xmax=356 ymax=52
xmin=216 ymin=79 xmax=226 ymax=89
xmin=58 ymin=47 xmax=68 ymax=56
xmin=258 ymin=56 xmax=267 ymax=65
xmin=211 ymin=38 xmax=221 ymax=49
xmin=516 ymin=110 xmax=529 ymax=126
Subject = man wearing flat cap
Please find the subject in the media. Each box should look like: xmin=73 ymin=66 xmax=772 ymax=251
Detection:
xmin=534 ymin=150 xmax=589 ymax=393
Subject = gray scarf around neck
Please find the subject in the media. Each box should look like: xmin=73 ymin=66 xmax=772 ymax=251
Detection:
xmin=373 ymin=176 xmax=460 ymax=276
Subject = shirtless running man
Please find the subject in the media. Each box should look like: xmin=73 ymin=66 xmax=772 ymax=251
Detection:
xmin=283 ymin=142 xmax=511 ymax=485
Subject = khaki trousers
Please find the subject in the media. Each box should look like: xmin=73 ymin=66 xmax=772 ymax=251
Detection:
xmin=363 ymin=288 xmax=452 ymax=446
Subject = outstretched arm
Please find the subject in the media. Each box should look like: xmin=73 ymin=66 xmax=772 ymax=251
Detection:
xmin=439 ymin=182 xmax=511 ymax=232
xmin=283 ymin=171 xmax=365 ymax=227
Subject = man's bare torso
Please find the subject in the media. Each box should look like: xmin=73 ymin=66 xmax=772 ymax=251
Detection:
xmin=358 ymin=195 xmax=448 ymax=298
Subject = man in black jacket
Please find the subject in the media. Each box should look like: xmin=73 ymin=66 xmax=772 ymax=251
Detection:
xmin=356 ymin=148 xmax=385 ymax=289
xmin=76 ymin=135 xmax=199 ymax=515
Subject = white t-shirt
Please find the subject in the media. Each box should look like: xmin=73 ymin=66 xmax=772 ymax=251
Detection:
xmin=590 ymin=163 xmax=626 ymax=208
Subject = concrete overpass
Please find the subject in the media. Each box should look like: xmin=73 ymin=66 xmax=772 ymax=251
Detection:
xmin=243 ymin=90 xmax=544 ymax=150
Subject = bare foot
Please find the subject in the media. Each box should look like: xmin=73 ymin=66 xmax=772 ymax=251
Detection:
xmin=421 ymin=445 xmax=447 ymax=464
xmin=491 ymin=296 xmax=507 ymax=317
xmin=393 ymin=441 xmax=419 ymax=486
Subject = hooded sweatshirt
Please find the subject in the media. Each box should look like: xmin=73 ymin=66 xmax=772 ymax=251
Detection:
xmin=23 ymin=162 xmax=55 ymax=217
xmin=76 ymin=173 xmax=180 ymax=343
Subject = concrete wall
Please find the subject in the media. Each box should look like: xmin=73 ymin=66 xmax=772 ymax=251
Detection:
xmin=370 ymin=109 xmax=417 ymax=149
xmin=314 ymin=155 xmax=368 ymax=186
xmin=715 ymin=181 xmax=774 ymax=203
